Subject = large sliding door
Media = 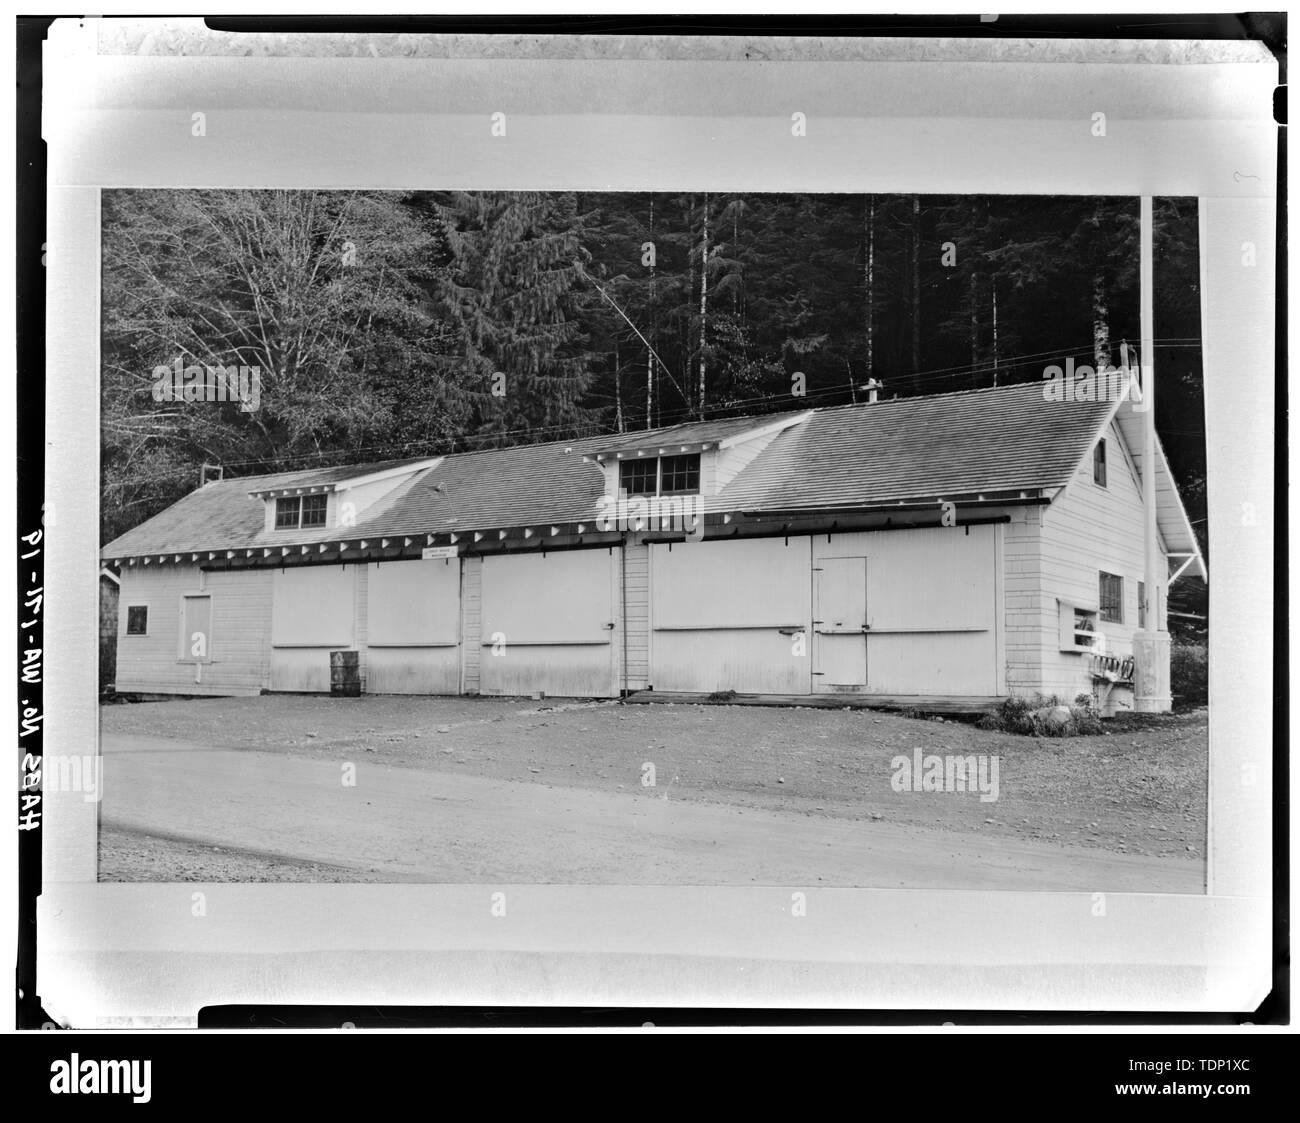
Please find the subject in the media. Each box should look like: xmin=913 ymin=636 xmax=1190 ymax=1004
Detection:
xmin=270 ymin=565 xmax=355 ymax=691
xmin=650 ymin=537 xmax=811 ymax=694
xmin=480 ymin=549 xmax=617 ymax=697
xmin=814 ymin=526 xmax=998 ymax=696
xmin=365 ymin=558 xmax=461 ymax=694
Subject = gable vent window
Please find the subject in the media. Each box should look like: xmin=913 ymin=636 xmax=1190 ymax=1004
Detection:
xmin=1094 ymin=439 xmax=1107 ymax=487
xmin=1099 ymin=571 xmax=1124 ymax=623
xmin=619 ymin=453 xmax=700 ymax=497
xmin=276 ymin=494 xmax=328 ymax=530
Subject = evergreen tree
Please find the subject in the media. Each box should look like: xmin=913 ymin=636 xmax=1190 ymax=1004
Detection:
xmin=427 ymin=191 xmax=599 ymax=445
xmin=100 ymin=188 xmax=453 ymax=542
xmin=100 ymin=187 xmax=1207 ymax=577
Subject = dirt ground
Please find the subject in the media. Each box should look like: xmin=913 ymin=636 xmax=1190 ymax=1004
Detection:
xmin=98 ymin=694 xmax=1207 ymax=882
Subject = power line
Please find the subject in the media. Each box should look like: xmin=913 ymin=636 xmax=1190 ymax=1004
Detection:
xmin=105 ymin=335 xmax=1205 ymax=483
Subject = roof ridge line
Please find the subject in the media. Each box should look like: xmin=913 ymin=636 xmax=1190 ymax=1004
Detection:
xmin=210 ymin=382 xmax=1062 ymax=484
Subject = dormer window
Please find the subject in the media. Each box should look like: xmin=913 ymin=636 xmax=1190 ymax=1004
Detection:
xmin=619 ymin=454 xmax=700 ymax=497
xmin=620 ymin=459 xmax=657 ymax=496
xmin=275 ymin=494 xmax=328 ymax=530
xmin=660 ymin=454 xmax=700 ymax=494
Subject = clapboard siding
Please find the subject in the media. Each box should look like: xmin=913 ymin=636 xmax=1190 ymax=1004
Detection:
xmin=460 ymin=555 xmax=482 ymax=694
xmin=354 ymin=562 xmax=368 ymax=691
xmin=116 ymin=565 xmax=271 ymax=695
xmin=1036 ymin=420 xmax=1164 ymax=705
xmin=623 ymin=542 xmax=650 ymax=691
xmin=1001 ymin=506 xmax=1045 ymax=695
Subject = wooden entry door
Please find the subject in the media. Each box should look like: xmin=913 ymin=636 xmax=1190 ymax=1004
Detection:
xmin=813 ymin=556 xmax=868 ymax=691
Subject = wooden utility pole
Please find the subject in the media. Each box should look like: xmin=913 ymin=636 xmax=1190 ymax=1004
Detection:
xmin=698 ymin=192 xmax=709 ymax=419
xmin=646 ymin=195 xmax=654 ymax=430
xmin=865 ymin=195 xmax=875 ymax=382
xmin=614 ymin=341 xmax=624 ymax=433
xmin=991 ymin=282 xmax=999 ymax=385
xmin=1134 ymin=194 xmax=1171 ymax=712
xmin=911 ymin=195 xmax=921 ymax=389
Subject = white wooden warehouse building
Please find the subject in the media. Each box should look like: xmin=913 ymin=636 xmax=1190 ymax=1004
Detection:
xmin=102 ymin=380 xmax=1205 ymax=714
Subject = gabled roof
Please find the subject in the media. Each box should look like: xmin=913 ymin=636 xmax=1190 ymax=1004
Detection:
xmin=1108 ymin=390 xmax=1207 ymax=581
xmin=717 ymin=383 xmax=1112 ymax=511
xmin=100 ymin=380 xmax=1202 ymax=562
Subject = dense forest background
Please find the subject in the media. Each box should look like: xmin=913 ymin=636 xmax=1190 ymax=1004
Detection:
xmin=101 ymin=189 xmax=1207 ymax=618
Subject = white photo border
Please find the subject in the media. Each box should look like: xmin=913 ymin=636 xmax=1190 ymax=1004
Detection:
xmin=39 ymin=21 xmax=1278 ymax=1024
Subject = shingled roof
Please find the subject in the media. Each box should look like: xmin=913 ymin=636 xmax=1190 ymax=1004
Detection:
xmin=101 ymin=380 xmax=1153 ymax=560
xmin=239 ymin=455 xmax=440 ymax=492
xmin=720 ymin=381 xmax=1114 ymax=511
xmin=587 ymin=411 xmax=808 ymax=455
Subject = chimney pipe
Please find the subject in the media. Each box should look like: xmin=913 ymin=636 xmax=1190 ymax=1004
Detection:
xmin=864 ymin=378 xmax=884 ymax=403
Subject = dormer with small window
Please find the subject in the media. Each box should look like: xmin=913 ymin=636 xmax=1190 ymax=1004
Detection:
xmin=619 ymin=452 xmax=701 ymax=497
xmin=584 ymin=411 xmax=813 ymax=502
xmin=249 ymin=457 xmax=443 ymax=537
xmin=275 ymin=492 xmax=329 ymax=530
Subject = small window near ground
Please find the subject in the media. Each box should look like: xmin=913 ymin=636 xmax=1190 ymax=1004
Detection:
xmin=1099 ymin=571 xmax=1123 ymax=623
xmin=126 ymin=605 xmax=148 ymax=635
xmin=1094 ymin=440 xmax=1107 ymax=487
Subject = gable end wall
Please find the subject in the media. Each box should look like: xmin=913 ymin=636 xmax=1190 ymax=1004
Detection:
xmin=1030 ymin=419 xmax=1168 ymax=709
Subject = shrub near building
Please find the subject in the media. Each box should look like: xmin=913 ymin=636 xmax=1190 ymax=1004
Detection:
xmin=977 ymin=694 xmax=1104 ymax=737
xmin=1170 ymin=643 xmax=1208 ymax=710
